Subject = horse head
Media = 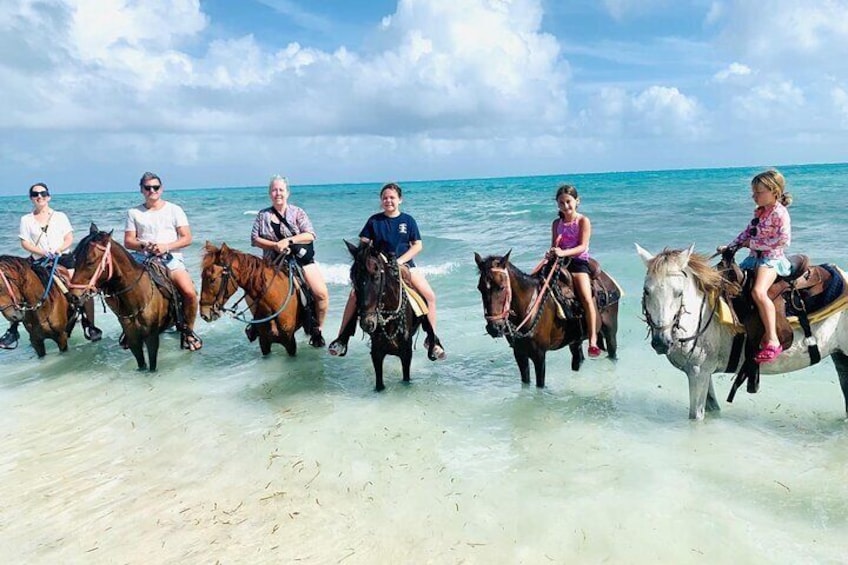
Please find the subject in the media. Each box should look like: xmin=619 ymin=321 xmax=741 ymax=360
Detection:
xmin=474 ymin=250 xmax=512 ymax=338
xmin=637 ymin=243 xmax=730 ymax=355
xmin=200 ymin=241 xmax=239 ymax=322
xmin=68 ymin=223 xmax=115 ymax=304
xmin=346 ymin=240 xmax=402 ymax=334
xmin=0 ymin=257 xmax=27 ymax=322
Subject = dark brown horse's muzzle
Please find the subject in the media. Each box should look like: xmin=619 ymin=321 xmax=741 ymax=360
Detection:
xmin=486 ymin=320 xmax=506 ymax=338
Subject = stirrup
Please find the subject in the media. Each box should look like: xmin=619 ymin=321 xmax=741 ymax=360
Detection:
xmin=244 ymin=324 xmax=258 ymax=342
xmin=424 ymin=337 xmax=447 ymax=361
xmin=309 ymin=331 xmax=326 ymax=348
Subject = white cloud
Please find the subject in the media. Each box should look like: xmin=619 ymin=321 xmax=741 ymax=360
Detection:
xmin=731 ymin=80 xmax=805 ymax=120
xmin=713 ymin=62 xmax=751 ymax=82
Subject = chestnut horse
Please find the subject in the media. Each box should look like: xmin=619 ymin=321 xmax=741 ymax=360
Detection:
xmin=199 ymin=242 xmax=308 ymax=356
xmin=0 ymin=255 xmax=77 ymax=357
xmin=343 ymin=240 xmax=442 ymax=391
xmin=475 ymin=251 xmax=620 ymax=387
xmin=70 ymin=225 xmax=178 ymax=371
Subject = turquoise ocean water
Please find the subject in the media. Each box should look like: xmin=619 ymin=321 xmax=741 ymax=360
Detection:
xmin=1 ymin=164 xmax=847 ymax=562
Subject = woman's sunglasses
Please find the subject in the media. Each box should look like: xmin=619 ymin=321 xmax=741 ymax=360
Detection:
xmin=29 ymin=191 xmax=49 ymax=198
xmin=748 ymin=217 xmax=760 ymax=237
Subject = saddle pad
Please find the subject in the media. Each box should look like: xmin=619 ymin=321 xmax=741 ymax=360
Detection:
xmin=786 ymin=265 xmax=848 ymax=327
xmin=400 ymin=279 xmax=429 ymax=317
xmin=52 ymin=275 xmax=69 ymax=295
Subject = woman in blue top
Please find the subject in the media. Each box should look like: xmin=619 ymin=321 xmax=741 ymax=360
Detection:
xmin=328 ymin=182 xmax=445 ymax=359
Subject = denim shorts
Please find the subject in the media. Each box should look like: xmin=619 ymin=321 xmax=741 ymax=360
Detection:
xmin=131 ymin=251 xmax=186 ymax=272
xmin=740 ymin=254 xmax=791 ymax=277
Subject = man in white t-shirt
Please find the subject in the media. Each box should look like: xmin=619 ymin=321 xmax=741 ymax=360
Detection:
xmin=124 ymin=172 xmax=201 ymax=351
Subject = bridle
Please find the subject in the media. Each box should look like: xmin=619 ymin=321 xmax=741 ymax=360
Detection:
xmin=200 ymin=256 xmax=296 ymax=325
xmin=355 ymin=251 xmax=407 ymax=339
xmin=482 ymin=259 xmax=561 ymax=339
xmin=642 ymin=269 xmax=718 ymax=350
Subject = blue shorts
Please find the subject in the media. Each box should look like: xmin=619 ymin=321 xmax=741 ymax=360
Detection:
xmin=131 ymin=251 xmax=186 ymax=272
xmin=740 ymin=255 xmax=791 ymax=277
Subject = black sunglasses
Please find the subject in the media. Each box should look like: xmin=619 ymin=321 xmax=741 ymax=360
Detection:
xmin=29 ymin=191 xmax=50 ymax=198
xmin=748 ymin=217 xmax=759 ymax=237
xmin=142 ymin=184 xmax=162 ymax=192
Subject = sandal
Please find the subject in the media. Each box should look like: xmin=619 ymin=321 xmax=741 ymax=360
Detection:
xmin=754 ymin=343 xmax=782 ymax=364
xmin=327 ymin=339 xmax=347 ymax=357
xmin=83 ymin=324 xmax=103 ymax=342
xmin=587 ymin=345 xmax=601 ymax=358
xmin=0 ymin=325 xmax=20 ymax=350
xmin=181 ymin=331 xmax=203 ymax=352
xmin=424 ymin=338 xmax=447 ymax=361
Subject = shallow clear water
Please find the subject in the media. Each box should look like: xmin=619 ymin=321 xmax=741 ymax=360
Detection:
xmin=1 ymin=164 xmax=847 ymax=563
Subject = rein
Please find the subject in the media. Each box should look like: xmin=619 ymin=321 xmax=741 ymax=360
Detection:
xmin=485 ymin=259 xmax=561 ymax=339
xmin=202 ymin=256 xmax=297 ymax=325
xmin=0 ymin=267 xmax=20 ymax=314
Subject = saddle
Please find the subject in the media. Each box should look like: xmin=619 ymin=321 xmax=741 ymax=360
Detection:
xmin=550 ymin=258 xmax=622 ymax=322
xmin=720 ymin=253 xmax=848 ymax=399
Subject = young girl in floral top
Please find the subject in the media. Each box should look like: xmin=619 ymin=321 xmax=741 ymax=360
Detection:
xmin=725 ymin=169 xmax=793 ymax=364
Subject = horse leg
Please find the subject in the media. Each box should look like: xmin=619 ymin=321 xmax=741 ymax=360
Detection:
xmin=145 ymin=333 xmax=160 ymax=372
xmin=601 ymin=305 xmax=619 ymax=360
xmin=371 ymin=350 xmax=386 ymax=392
xmin=258 ymin=334 xmax=272 ymax=356
xmin=57 ymin=333 xmax=69 ymax=353
xmin=705 ymin=375 xmax=721 ymax=413
xmin=401 ymin=344 xmax=413 ymax=383
xmin=831 ymin=351 xmax=848 ymax=417
xmin=686 ymin=366 xmax=712 ymax=421
xmin=31 ymin=337 xmax=47 ymax=358
xmin=569 ymin=342 xmax=584 ymax=372
xmin=532 ymin=349 xmax=547 ymax=388
xmin=127 ymin=335 xmax=147 ymax=370
xmin=513 ymin=346 xmax=531 ymax=384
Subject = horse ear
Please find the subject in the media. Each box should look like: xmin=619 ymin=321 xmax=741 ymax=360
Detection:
xmin=89 ymin=223 xmax=98 ymax=234
xmin=680 ymin=244 xmax=695 ymax=266
xmin=344 ymin=239 xmax=359 ymax=257
xmin=503 ymin=249 xmax=512 ymax=264
xmin=474 ymin=252 xmax=484 ymax=268
xmin=635 ymin=243 xmax=654 ymax=265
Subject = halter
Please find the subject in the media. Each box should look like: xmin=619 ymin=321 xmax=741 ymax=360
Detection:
xmin=0 ymin=267 xmax=20 ymax=314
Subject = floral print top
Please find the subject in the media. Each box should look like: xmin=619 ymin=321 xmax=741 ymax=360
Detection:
xmin=731 ymin=202 xmax=791 ymax=260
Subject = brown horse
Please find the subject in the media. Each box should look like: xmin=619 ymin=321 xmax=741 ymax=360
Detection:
xmin=69 ymin=225 xmax=179 ymax=371
xmin=0 ymin=255 xmax=77 ymax=357
xmin=343 ymin=240 xmax=442 ymax=391
xmin=199 ymin=242 xmax=308 ymax=356
xmin=475 ymin=251 xmax=620 ymax=387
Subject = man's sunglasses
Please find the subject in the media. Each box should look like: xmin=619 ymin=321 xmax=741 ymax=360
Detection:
xmin=142 ymin=184 xmax=162 ymax=192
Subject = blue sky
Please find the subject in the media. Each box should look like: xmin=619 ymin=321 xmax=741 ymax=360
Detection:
xmin=1 ymin=0 xmax=847 ymax=195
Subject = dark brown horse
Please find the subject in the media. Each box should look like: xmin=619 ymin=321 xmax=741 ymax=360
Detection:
xmin=475 ymin=251 xmax=620 ymax=387
xmin=343 ymin=240 xmax=442 ymax=391
xmin=69 ymin=225 xmax=179 ymax=371
xmin=0 ymin=255 xmax=78 ymax=357
xmin=200 ymin=242 xmax=307 ymax=356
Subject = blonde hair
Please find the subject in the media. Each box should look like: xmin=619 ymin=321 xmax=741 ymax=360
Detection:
xmin=752 ymin=169 xmax=792 ymax=207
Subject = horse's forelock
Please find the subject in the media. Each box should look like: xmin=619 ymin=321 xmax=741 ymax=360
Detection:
xmin=647 ymin=248 xmax=723 ymax=294
xmin=201 ymin=244 xmax=221 ymax=271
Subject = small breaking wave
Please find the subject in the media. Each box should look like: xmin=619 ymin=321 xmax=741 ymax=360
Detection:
xmin=320 ymin=261 xmax=459 ymax=285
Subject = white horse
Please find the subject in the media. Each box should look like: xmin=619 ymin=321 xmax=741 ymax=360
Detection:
xmin=636 ymin=244 xmax=848 ymax=420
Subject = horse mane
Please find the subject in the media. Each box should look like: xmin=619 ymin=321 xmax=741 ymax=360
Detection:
xmin=477 ymin=254 xmax=538 ymax=288
xmin=203 ymin=244 xmax=281 ymax=291
xmin=647 ymin=248 xmax=725 ymax=296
